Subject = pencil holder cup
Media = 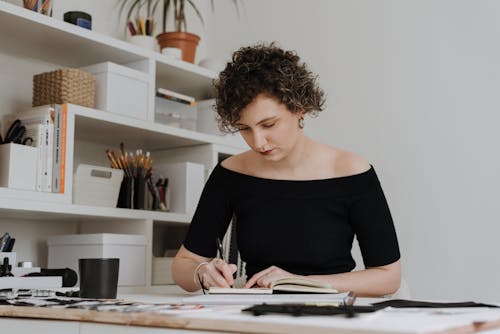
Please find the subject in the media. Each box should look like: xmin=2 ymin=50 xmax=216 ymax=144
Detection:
xmin=133 ymin=177 xmax=146 ymax=210
xmin=117 ymin=176 xmax=133 ymax=209
xmin=128 ymin=35 xmax=157 ymax=52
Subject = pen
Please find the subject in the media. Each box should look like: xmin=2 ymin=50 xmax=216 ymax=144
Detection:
xmin=342 ymin=291 xmax=357 ymax=318
xmin=197 ymin=272 xmax=206 ymax=295
xmin=344 ymin=291 xmax=357 ymax=306
xmin=216 ymin=237 xmax=234 ymax=288
xmin=216 ymin=238 xmax=225 ymax=262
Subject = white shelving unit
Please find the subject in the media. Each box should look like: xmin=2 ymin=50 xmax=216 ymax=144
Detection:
xmin=0 ymin=1 xmax=244 ymax=292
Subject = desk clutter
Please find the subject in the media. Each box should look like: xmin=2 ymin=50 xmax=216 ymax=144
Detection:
xmin=1 ymin=295 xmax=500 ymax=334
xmin=0 ymin=234 xmax=75 ymax=292
xmin=1 ymin=232 xmax=146 ymax=295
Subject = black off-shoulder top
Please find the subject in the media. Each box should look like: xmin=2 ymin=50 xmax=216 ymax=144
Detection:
xmin=184 ymin=163 xmax=400 ymax=278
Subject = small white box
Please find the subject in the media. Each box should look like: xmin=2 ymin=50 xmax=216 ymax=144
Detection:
xmin=73 ymin=164 xmax=123 ymax=207
xmin=80 ymin=62 xmax=150 ymax=120
xmin=47 ymin=233 xmax=147 ymax=286
xmin=0 ymin=143 xmax=37 ymax=190
xmin=156 ymin=162 xmax=205 ymax=215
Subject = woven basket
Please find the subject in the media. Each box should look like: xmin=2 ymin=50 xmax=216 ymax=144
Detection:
xmin=33 ymin=68 xmax=95 ymax=108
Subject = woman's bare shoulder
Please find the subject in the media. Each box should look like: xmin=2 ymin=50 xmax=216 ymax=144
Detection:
xmin=325 ymin=145 xmax=371 ymax=177
xmin=220 ymin=151 xmax=253 ymax=173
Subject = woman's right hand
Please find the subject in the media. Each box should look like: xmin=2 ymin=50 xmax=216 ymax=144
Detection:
xmin=198 ymin=258 xmax=237 ymax=288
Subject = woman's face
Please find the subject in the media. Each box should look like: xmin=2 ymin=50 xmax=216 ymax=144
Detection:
xmin=235 ymin=95 xmax=303 ymax=162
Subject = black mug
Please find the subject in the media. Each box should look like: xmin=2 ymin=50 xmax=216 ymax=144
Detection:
xmin=78 ymin=258 xmax=119 ymax=299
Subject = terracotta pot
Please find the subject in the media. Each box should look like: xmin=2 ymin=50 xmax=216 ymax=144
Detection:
xmin=156 ymin=32 xmax=200 ymax=63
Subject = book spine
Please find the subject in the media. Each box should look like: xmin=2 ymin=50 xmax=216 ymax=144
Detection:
xmin=36 ymin=123 xmax=45 ymax=192
xmin=43 ymin=121 xmax=54 ymax=192
xmin=52 ymin=105 xmax=61 ymax=193
xmin=39 ymin=122 xmax=49 ymax=192
xmin=59 ymin=104 xmax=67 ymax=194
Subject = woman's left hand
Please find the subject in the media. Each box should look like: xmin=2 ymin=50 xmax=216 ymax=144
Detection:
xmin=244 ymin=265 xmax=301 ymax=288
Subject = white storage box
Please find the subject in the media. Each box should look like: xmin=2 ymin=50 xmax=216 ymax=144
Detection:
xmin=156 ymin=162 xmax=205 ymax=215
xmin=80 ymin=62 xmax=150 ymax=120
xmin=73 ymin=164 xmax=123 ymax=207
xmin=155 ymin=97 xmax=197 ymax=131
xmin=0 ymin=143 xmax=37 ymax=190
xmin=47 ymin=233 xmax=147 ymax=286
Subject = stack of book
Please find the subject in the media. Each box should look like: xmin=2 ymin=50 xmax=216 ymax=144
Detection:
xmin=156 ymin=88 xmax=197 ymax=106
xmin=3 ymin=104 xmax=67 ymax=193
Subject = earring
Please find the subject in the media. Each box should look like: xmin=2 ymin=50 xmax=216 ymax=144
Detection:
xmin=298 ymin=117 xmax=305 ymax=129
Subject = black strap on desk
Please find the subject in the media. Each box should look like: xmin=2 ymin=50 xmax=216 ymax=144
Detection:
xmin=372 ymin=299 xmax=499 ymax=308
xmin=243 ymin=299 xmax=499 ymax=317
xmin=242 ymin=304 xmax=379 ymax=317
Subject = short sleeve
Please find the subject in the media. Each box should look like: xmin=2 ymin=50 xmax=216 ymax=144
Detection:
xmin=183 ymin=165 xmax=234 ymax=258
xmin=349 ymin=175 xmax=400 ymax=268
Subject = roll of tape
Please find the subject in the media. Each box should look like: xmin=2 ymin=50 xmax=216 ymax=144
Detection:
xmin=64 ymin=11 xmax=92 ymax=30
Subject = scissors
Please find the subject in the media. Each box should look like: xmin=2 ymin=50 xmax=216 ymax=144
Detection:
xmin=0 ymin=119 xmax=34 ymax=145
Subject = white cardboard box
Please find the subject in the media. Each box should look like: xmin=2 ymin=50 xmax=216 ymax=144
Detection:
xmin=47 ymin=233 xmax=147 ymax=286
xmin=156 ymin=162 xmax=205 ymax=215
xmin=73 ymin=164 xmax=123 ymax=207
xmin=80 ymin=62 xmax=150 ymax=120
xmin=0 ymin=143 xmax=37 ymax=190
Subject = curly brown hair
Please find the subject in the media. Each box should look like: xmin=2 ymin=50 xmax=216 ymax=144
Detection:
xmin=213 ymin=43 xmax=326 ymax=133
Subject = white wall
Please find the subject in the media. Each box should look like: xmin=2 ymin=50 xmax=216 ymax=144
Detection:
xmin=204 ymin=0 xmax=500 ymax=302
xmin=3 ymin=0 xmax=500 ymax=302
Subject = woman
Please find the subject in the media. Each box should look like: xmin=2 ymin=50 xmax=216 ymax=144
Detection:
xmin=172 ymin=43 xmax=401 ymax=296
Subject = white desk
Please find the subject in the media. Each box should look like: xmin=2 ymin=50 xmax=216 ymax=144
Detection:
xmin=2 ymin=292 xmax=500 ymax=334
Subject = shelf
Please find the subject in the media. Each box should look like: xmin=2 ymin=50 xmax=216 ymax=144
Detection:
xmin=0 ymin=192 xmax=191 ymax=223
xmin=155 ymin=54 xmax=218 ymax=100
xmin=71 ymin=104 xmax=245 ymax=151
xmin=0 ymin=2 xmax=216 ymax=98
xmin=0 ymin=186 xmax=69 ymax=204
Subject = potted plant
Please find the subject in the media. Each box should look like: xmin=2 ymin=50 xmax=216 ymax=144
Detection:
xmin=119 ymin=0 xmax=241 ymax=63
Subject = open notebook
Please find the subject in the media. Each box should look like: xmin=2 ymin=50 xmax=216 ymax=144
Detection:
xmin=208 ymin=277 xmax=339 ymax=294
